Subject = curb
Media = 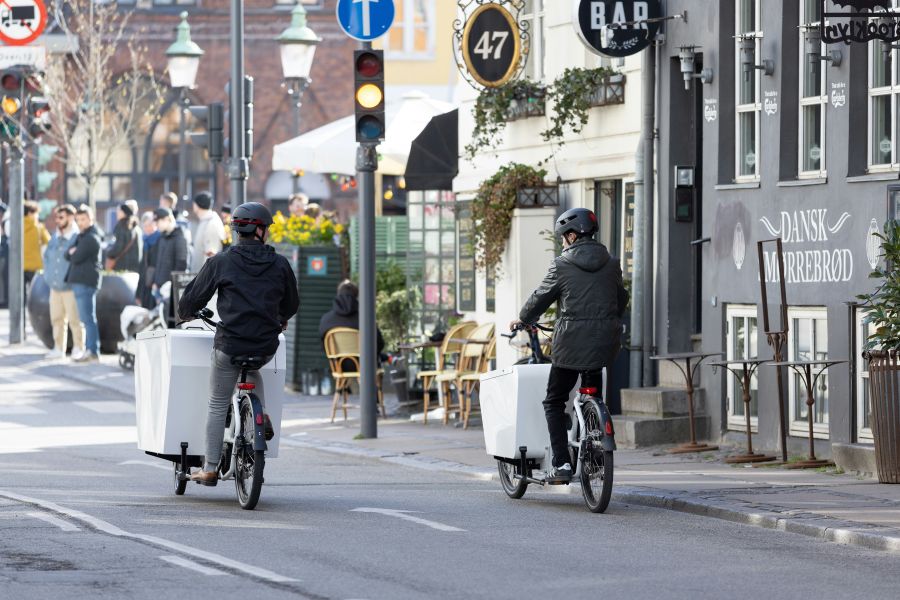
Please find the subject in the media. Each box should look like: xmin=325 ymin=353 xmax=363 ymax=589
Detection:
xmin=287 ymin=435 xmax=900 ymax=556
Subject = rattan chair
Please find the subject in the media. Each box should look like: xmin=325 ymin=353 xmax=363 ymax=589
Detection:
xmin=457 ymin=336 xmax=497 ymax=429
xmin=416 ymin=321 xmax=477 ymax=424
xmin=433 ymin=322 xmax=495 ymax=424
xmin=323 ymin=327 xmax=385 ymax=422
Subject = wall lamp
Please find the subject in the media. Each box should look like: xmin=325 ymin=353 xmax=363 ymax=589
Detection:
xmin=804 ymin=26 xmax=842 ymax=67
xmin=678 ymin=46 xmax=714 ymax=90
xmin=739 ymin=36 xmax=775 ymax=80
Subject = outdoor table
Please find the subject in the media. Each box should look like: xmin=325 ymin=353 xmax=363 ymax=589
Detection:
xmin=448 ymin=338 xmax=491 ymax=345
xmin=710 ymin=359 xmax=776 ymax=464
xmin=651 ymin=351 xmax=724 ymax=454
xmin=767 ymin=359 xmax=847 ymax=469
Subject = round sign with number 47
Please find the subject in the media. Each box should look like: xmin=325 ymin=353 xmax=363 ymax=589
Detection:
xmin=461 ymin=4 xmax=522 ymax=89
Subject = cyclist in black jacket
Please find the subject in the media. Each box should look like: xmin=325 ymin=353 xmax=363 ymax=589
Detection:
xmin=178 ymin=202 xmax=299 ymax=486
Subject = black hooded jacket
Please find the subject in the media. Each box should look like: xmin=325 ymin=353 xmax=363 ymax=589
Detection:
xmin=178 ymin=239 xmax=300 ymax=356
xmin=519 ymin=239 xmax=629 ymax=371
xmin=318 ymin=292 xmax=385 ymax=354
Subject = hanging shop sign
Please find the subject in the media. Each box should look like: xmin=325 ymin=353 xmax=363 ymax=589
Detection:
xmin=573 ymin=0 xmax=662 ymax=58
xmin=821 ymin=1 xmax=900 ymax=45
xmin=454 ymin=2 xmax=527 ymax=89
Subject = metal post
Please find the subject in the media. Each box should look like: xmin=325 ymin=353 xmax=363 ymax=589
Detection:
xmin=358 ymin=141 xmax=378 ymax=439
xmin=178 ymin=89 xmax=188 ymax=206
xmin=8 ymin=149 xmax=24 ymax=344
xmin=289 ymin=79 xmax=307 ymax=194
xmin=229 ymin=0 xmax=247 ymax=208
xmin=630 ymin=45 xmax=657 ymax=388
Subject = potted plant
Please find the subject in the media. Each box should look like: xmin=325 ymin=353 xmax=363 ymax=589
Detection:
xmin=858 ymin=220 xmax=900 ymax=483
xmin=270 ymin=211 xmax=346 ymax=393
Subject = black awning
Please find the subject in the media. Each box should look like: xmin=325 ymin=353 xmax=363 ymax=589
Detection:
xmin=404 ymin=109 xmax=458 ymax=191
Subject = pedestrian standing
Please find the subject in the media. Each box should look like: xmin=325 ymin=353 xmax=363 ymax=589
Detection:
xmin=105 ymin=202 xmax=142 ymax=273
xmin=65 ymin=205 xmax=103 ymax=363
xmin=190 ymin=191 xmax=225 ymax=272
xmin=137 ymin=211 xmax=161 ymax=307
xmin=23 ymin=200 xmax=50 ymax=308
xmin=153 ymin=207 xmax=188 ymax=317
xmin=159 ymin=191 xmax=193 ymax=251
xmin=43 ymin=205 xmax=84 ymax=359
xmin=288 ymin=193 xmax=309 ymax=218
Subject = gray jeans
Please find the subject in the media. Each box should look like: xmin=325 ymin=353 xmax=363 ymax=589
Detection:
xmin=204 ymin=349 xmax=271 ymax=471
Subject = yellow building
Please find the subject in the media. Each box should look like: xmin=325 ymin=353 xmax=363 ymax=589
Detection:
xmin=376 ymin=0 xmax=457 ymax=101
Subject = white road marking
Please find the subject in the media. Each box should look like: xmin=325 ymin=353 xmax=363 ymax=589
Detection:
xmin=351 ymin=508 xmax=466 ymax=532
xmin=0 ymin=490 xmax=299 ymax=584
xmin=160 ymin=555 xmax=230 ymax=576
xmin=74 ymin=401 xmax=135 ymax=414
xmin=26 ymin=511 xmax=80 ymax=532
xmin=0 ymin=405 xmax=46 ymax=415
xmin=119 ymin=460 xmax=171 ymax=471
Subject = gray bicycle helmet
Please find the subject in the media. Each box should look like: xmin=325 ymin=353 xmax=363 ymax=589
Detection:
xmin=554 ymin=207 xmax=598 ymax=239
xmin=231 ymin=202 xmax=273 ymax=235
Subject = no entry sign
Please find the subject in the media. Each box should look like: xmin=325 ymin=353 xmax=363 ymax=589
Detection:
xmin=0 ymin=0 xmax=47 ymax=47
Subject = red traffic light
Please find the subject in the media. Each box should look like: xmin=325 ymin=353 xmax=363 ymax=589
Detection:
xmin=355 ymin=51 xmax=383 ymax=78
xmin=1 ymin=73 xmax=20 ymax=91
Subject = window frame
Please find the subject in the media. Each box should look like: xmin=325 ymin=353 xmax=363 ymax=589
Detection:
xmin=725 ymin=305 xmax=760 ymax=432
xmin=382 ymin=0 xmax=436 ymax=61
xmin=798 ymin=0 xmax=827 ymax=178
xmin=521 ymin=0 xmax=545 ymax=81
xmin=787 ymin=306 xmax=830 ymax=439
xmin=735 ymin=0 xmax=762 ymax=183
xmin=855 ymin=309 xmax=876 ymax=443
xmin=868 ymin=0 xmax=900 ymax=171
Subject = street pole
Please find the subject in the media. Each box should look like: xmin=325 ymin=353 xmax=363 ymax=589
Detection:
xmin=289 ymin=79 xmax=307 ymax=194
xmin=229 ymin=0 xmax=247 ymax=209
xmin=358 ymin=140 xmax=378 ymax=439
xmin=178 ymin=88 xmax=188 ymax=206
xmin=641 ymin=43 xmax=658 ymax=388
xmin=8 ymin=149 xmax=24 ymax=344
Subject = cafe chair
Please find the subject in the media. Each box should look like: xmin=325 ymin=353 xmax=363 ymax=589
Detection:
xmin=416 ymin=320 xmax=476 ymax=424
xmin=323 ymin=327 xmax=385 ymax=423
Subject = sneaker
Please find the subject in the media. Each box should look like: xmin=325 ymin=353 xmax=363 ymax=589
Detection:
xmin=45 ymin=349 xmax=63 ymax=359
xmin=73 ymin=352 xmax=99 ymax=363
xmin=546 ymin=463 xmax=573 ymax=485
xmin=264 ymin=414 xmax=275 ymax=441
xmin=190 ymin=469 xmax=218 ymax=487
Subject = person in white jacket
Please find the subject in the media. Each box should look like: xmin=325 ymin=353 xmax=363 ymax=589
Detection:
xmin=190 ymin=191 xmax=225 ymax=273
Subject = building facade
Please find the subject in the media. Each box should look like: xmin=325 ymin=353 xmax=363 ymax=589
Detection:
xmin=656 ymin=0 xmax=887 ymax=456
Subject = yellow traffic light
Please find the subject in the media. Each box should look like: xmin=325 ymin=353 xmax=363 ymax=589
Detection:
xmin=2 ymin=95 xmax=20 ymax=116
xmin=356 ymin=83 xmax=383 ymax=110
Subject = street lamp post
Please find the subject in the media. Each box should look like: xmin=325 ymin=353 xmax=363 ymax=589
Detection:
xmin=277 ymin=3 xmax=321 ymax=193
xmin=166 ymin=12 xmax=204 ymax=207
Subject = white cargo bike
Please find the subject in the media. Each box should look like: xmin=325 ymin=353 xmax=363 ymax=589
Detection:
xmin=134 ymin=309 xmax=286 ymax=510
xmin=480 ymin=324 xmax=616 ymax=513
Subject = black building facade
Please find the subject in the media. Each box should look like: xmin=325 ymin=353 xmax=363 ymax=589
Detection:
xmin=656 ymin=0 xmax=892 ymax=456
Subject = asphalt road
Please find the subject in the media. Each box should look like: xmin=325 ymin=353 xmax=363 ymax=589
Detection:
xmin=2 ymin=361 xmax=900 ymax=599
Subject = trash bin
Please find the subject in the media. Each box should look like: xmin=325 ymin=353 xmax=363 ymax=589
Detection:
xmin=865 ymin=350 xmax=900 ymax=484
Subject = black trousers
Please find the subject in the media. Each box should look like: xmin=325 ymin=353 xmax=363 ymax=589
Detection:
xmin=544 ymin=366 xmax=603 ymax=467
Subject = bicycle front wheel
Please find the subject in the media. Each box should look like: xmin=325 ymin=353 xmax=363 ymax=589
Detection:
xmin=580 ymin=402 xmax=613 ymax=513
xmin=497 ymin=460 xmax=528 ymax=499
xmin=235 ymin=399 xmax=265 ymax=510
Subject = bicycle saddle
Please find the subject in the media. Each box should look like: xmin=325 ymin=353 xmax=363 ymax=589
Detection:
xmin=231 ymin=355 xmax=267 ymax=371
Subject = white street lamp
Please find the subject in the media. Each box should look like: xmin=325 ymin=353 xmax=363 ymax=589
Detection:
xmin=166 ymin=12 xmax=204 ymax=205
xmin=277 ymin=3 xmax=321 ymax=82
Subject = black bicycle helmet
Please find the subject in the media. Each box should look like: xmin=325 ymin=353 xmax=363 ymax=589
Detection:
xmin=554 ymin=207 xmax=598 ymax=239
xmin=231 ymin=202 xmax=273 ymax=234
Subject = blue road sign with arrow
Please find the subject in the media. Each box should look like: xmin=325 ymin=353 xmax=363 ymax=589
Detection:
xmin=336 ymin=0 xmax=395 ymax=42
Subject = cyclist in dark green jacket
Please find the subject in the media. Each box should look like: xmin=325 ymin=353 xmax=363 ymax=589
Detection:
xmin=511 ymin=208 xmax=628 ymax=483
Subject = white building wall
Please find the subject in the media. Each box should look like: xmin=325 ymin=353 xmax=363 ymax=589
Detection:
xmin=454 ymin=3 xmax=643 ymax=334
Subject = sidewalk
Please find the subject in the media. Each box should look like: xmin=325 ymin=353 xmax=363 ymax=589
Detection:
xmin=2 ymin=308 xmax=900 ymax=555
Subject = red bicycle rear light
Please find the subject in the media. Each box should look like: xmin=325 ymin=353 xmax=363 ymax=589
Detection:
xmin=605 ymin=420 xmax=614 ymax=436
xmin=237 ymin=383 xmax=255 ymax=390
xmin=255 ymin=413 xmax=263 ymax=425
xmin=579 ymin=387 xmax=598 ymax=396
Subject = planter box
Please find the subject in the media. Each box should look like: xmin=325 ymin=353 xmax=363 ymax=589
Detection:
xmin=866 ymin=351 xmax=900 ymax=483
xmin=274 ymin=244 xmax=346 ymax=394
xmin=517 ymin=186 xmax=560 ymax=209
xmin=587 ymin=74 xmax=626 ymax=107
xmin=506 ymin=92 xmax=547 ymax=122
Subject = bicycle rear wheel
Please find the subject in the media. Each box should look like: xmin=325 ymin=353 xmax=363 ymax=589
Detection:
xmin=235 ymin=399 xmax=265 ymax=510
xmin=580 ymin=402 xmax=613 ymax=513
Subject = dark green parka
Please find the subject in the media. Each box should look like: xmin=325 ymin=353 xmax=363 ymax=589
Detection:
xmin=519 ymin=239 xmax=629 ymax=371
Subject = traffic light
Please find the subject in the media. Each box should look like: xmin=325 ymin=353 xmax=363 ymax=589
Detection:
xmin=188 ymin=102 xmax=225 ymax=162
xmin=353 ymin=49 xmax=385 ymax=143
xmin=36 ymin=144 xmax=59 ymax=194
xmin=27 ymin=96 xmax=50 ymax=139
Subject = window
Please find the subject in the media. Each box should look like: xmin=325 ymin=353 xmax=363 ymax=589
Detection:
xmin=521 ymin=0 xmax=545 ymax=81
xmin=869 ymin=0 xmax=900 ymax=170
xmin=799 ymin=0 xmax=826 ymax=177
xmin=856 ymin=310 xmax=876 ymax=442
xmin=408 ymin=191 xmax=456 ymax=334
xmin=735 ymin=0 xmax=761 ymax=181
xmin=383 ymin=0 xmax=434 ymax=59
xmin=788 ymin=308 xmax=829 ymax=438
xmin=726 ymin=306 xmax=759 ymax=432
